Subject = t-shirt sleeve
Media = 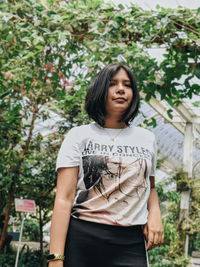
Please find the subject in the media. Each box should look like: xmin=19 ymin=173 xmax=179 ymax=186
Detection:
xmin=150 ymin=135 xmax=157 ymax=176
xmin=56 ymin=128 xmax=81 ymax=171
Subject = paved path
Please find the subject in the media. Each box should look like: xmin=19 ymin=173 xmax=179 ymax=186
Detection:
xmin=11 ymin=241 xmax=49 ymax=251
xmin=188 ymin=257 xmax=200 ymax=267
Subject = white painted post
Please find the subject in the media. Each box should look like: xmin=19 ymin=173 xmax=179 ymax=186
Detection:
xmin=14 ymin=215 xmax=26 ymax=267
xmin=183 ymin=123 xmax=193 ymax=176
xmin=181 ymin=123 xmax=193 ymax=255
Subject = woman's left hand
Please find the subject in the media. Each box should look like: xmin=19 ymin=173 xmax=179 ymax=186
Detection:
xmin=143 ymin=208 xmax=164 ymax=250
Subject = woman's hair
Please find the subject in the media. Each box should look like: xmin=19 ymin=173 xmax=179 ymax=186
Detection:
xmin=85 ymin=63 xmax=140 ymax=126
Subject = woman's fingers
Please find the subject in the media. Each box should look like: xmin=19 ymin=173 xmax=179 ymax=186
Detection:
xmin=146 ymin=227 xmax=164 ymax=250
xmin=147 ymin=230 xmax=154 ymax=250
xmin=143 ymin=224 xmax=148 ymax=240
xmin=161 ymin=232 xmax=165 ymax=244
xmin=153 ymin=232 xmax=160 ymax=245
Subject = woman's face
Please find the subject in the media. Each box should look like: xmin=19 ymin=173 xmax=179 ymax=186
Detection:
xmin=105 ymin=68 xmax=133 ymax=116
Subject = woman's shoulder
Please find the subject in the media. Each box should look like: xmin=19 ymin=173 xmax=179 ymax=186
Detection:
xmin=66 ymin=123 xmax=94 ymax=135
xmin=132 ymin=125 xmax=155 ymax=139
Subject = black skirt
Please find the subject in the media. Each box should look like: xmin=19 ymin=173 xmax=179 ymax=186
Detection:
xmin=64 ymin=216 xmax=148 ymax=267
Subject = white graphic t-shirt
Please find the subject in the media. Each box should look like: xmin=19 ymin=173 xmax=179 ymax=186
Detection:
xmin=56 ymin=123 xmax=157 ymax=226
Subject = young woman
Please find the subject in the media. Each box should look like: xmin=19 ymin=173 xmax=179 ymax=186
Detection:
xmin=47 ymin=64 xmax=164 ymax=267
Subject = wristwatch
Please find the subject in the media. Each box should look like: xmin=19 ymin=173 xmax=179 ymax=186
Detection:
xmin=46 ymin=254 xmax=65 ymax=262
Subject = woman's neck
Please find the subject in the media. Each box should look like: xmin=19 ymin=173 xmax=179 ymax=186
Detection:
xmin=103 ymin=118 xmax=127 ymax=129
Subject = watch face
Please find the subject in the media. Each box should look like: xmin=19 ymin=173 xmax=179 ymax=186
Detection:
xmin=47 ymin=254 xmax=55 ymax=260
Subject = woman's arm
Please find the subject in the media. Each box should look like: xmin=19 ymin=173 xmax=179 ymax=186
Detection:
xmin=48 ymin=166 xmax=79 ymax=266
xmin=143 ymin=176 xmax=164 ymax=250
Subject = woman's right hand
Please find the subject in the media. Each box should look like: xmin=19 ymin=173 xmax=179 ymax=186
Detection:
xmin=48 ymin=260 xmax=64 ymax=267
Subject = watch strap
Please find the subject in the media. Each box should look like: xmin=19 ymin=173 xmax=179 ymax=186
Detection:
xmin=46 ymin=254 xmax=65 ymax=262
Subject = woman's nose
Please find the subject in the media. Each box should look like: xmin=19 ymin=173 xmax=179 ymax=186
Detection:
xmin=116 ymin=84 xmax=125 ymax=94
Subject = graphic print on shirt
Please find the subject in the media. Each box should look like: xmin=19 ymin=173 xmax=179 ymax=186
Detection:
xmin=72 ymin=139 xmax=153 ymax=224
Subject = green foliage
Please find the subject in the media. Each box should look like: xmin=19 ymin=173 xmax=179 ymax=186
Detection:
xmin=192 ymin=233 xmax=200 ymax=251
xmin=0 ymin=254 xmax=15 ymax=267
xmin=192 ymin=101 xmax=200 ymax=107
xmin=189 ymin=176 xmax=200 ymax=251
xmin=149 ymin=181 xmax=190 ymax=266
xmin=173 ymin=171 xmax=192 ymax=192
xmin=22 ymin=219 xmax=40 ymax=242
xmin=0 ymin=0 xmax=199 ymax=105
xmin=0 ymin=250 xmax=47 ymax=267
xmin=0 ymin=0 xmax=199 ymax=263
xmin=18 ymin=249 xmax=47 ymax=267
xmin=156 ymin=183 xmax=180 ymax=203
xmin=7 ymin=218 xmax=40 ymax=242
xmin=149 ymin=170 xmax=200 ymax=267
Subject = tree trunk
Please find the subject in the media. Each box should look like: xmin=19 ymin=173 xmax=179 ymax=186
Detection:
xmin=0 ymin=190 xmax=14 ymax=251
xmin=0 ymin=107 xmax=38 ymax=252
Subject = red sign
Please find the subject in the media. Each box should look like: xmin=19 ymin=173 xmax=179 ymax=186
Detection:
xmin=14 ymin=199 xmax=36 ymax=213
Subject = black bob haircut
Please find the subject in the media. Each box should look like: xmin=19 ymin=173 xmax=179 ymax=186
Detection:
xmin=85 ymin=63 xmax=140 ymax=127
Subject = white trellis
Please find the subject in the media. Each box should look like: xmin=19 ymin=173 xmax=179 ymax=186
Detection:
xmin=140 ymin=92 xmax=200 ymax=255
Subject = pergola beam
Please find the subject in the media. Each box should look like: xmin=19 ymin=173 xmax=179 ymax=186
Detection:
xmin=140 ymin=92 xmax=185 ymax=134
xmin=173 ymin=104 xmax=200 ymax=126
xmin=141 ymin=92 xmax=200 ymax=134
xmin=169 ymin=115 xmax=200 ymax=124
xmin=171 ymin=103 xmax=200 ymax=136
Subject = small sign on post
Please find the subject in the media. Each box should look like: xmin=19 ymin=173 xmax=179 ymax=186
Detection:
xmin=15 ymin=199 xmax=36 ymax=213
xmin=14 ymin=198 xmax=36 ymax=267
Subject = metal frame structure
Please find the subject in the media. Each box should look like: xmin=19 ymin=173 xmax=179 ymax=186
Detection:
xmin=140 ymin=92 xmax=200 ymax=255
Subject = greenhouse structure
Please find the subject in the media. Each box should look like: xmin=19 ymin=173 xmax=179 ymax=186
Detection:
xmin=0 ymin=0 xmax=200 ymax=266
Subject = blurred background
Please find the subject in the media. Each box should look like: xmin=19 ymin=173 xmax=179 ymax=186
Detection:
xmin=0 ymin=0 xmax=200 ymax=266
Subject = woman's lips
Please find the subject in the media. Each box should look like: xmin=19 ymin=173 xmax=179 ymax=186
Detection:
xmin=113 ymin=97 xmax=127 ymax=102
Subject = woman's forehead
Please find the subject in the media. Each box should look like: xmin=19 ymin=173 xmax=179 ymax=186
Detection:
xmin=111 ymin=69 xmax=130 ymax=81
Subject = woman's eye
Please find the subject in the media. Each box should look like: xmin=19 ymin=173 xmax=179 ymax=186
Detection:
xmin=109 ymin=82 xmax=131 ymax=87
